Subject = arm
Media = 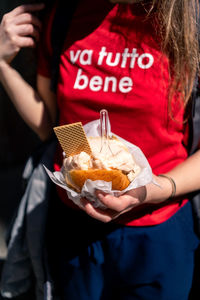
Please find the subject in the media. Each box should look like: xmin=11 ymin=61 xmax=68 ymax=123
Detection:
xmin=0 ymin=4 xmax=56 ymax=141
xmin=0 ymin=61 xmax=56 ymax=140
xmin=167 ymin=150 xmax=200 ymax=195
xmin=80 ymin=150 xmax=200 ymax=223
xmin=0 ymin=4 xmax=44 ymax=63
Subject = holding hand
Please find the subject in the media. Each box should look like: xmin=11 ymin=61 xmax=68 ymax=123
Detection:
xmin=0 ymin=3 xmax=44 ymax=63
xmin=80 ymin=174 xmax=175 ymax=222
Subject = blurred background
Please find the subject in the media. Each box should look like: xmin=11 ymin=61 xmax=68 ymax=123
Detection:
xmin=0 ymin=0 xmax=42 ymax=281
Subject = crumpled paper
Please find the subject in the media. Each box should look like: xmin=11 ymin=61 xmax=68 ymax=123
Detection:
xmin=44 ymin=119 xmax=153 ymax=209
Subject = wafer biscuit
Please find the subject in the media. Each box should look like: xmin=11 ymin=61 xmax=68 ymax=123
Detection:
xmin=53 ymin=122 xmax=92 ymax=157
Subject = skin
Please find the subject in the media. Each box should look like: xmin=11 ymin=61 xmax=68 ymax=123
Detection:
xmin=0 ymin=4 xmax=44 ymax=62
xmin=0 ymin=4 xmax=56 ymax=140
xmin=0 ymin=3 xmax=200 ymax=223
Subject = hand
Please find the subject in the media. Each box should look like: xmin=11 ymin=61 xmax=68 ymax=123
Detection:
xmin=0 ymin=3 xmax=44 ymax=63
xmin=80 ymin=186 xmax=147 ymax=222
xmin=80 ymin=174 xmax=174 ymax=222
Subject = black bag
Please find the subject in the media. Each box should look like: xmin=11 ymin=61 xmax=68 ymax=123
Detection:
xmin=188 ymin=76 xmax=200 ymax=237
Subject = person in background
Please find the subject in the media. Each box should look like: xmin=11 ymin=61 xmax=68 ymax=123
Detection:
xmin=0 ymin=0 xmax=200 ymax=299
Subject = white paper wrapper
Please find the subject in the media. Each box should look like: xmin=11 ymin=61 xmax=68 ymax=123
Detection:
xmin=44 ymin=119 xmax=153 ymax=209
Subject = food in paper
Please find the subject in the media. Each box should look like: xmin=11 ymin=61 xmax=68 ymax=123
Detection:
xmin=63 ymin=136 xmax=141 ymax=192
xmin=45 ymin=119 xmax=152 ymax=208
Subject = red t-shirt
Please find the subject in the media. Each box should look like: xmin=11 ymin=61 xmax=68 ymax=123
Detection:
xmin=38 ymin=0 xmax=188 ymax=226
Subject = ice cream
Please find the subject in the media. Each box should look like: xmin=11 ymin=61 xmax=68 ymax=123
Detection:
xmin=63 ymin=136 xmax=141 ymax=192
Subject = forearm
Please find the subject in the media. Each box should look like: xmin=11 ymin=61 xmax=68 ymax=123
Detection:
xmin=0 ymin=60 xmax=53 ymax=140
xmin=146 ymin=150 xmax=200 ymax=204
xmin=87 ymin=152 xmax=200 ymax=223
xmin=166 ymin=150 xmax=200 ymax=196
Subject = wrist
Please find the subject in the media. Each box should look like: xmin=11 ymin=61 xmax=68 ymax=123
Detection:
xmin=0 ymin=59 xmax=11 ymax=81
xmin=158 ymin=174 xmax=176 ymax=199
xmin=145 ymin=174 xmax=175 ymax=204
xmin=0 ymin=59 xmax=9 ymax=70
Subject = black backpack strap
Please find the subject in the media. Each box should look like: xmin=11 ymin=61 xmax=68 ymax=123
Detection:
xmin=50 ymin=0 xmax=80 ymax=92
xmin=188 ymin=77 xmax=200 ymax=237
xmin=189 ymin=76 xmax=200 ymax=155
xmin=185 ymin=3 xmax=200 ymax=239
xmin=189 ymin=0 xmax=200 ymax=154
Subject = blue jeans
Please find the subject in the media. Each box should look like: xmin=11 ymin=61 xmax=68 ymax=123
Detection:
xmin=47 ymin=200 xmax=199 ymax=300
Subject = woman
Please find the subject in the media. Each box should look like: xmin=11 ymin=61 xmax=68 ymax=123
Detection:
xmin=0 ymin=0 xmax=200 ymax=299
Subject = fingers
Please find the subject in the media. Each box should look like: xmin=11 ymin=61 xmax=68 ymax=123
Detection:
xmin=15 ymin=13 xmax=42 ymax=29
xmin=79 ymin=188 xmax=147 ymax=223
xmin=80 ymin=196 xmax=136 ymax=223
xmin=16 ymin=36 xmax=36 ymax=48
xmin=16 ymin=24 xmax=40 ymax=42
xmin=80 ymin=198 xmax=116 ymax=223
xmin=1 ymin=3 xmax=44 ymax=54
xmin=10 ymin=3 xmax=45 ymax=17
xmin=96 ymin=192 xmax=138 ymax=212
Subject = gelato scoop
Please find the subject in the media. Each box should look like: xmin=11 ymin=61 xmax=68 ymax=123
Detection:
xmin=63 ymin=136 xmax=141 ymax=192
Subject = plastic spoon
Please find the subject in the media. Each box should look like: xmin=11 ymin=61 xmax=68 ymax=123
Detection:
xmin=100 ymin=109 xmax=113 ymax=154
